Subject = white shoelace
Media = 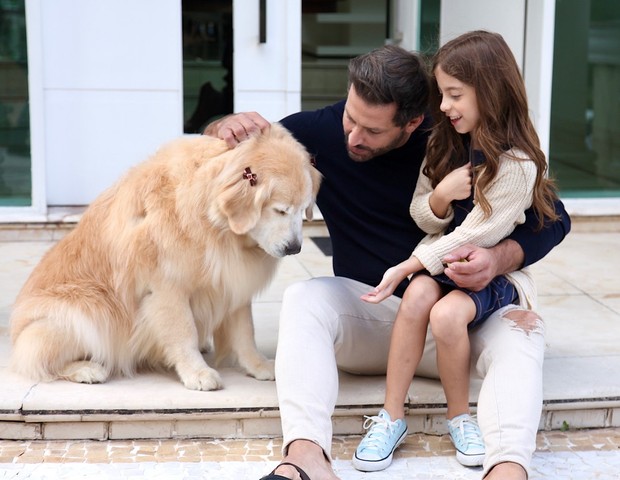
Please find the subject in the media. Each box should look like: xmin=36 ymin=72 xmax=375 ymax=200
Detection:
xmin=452 ymin=416 xmax=484 ymax=447
xmin=360 ymin=414 xmax=398 ymax=449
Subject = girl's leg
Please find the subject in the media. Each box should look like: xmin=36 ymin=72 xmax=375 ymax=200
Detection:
xmin=384 ymin=275 xmax=442 ymax=420
xmin=429 ymin=289 xmax=476 ymax=418
xmin=353 ymin=275 xmax=442 ymax=472
xmin=430 ymin=290 xmax=485 ymax=467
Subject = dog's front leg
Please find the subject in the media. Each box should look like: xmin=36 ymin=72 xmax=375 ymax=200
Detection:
xmin=136 ymin=288 xmax=223 ymax=391
xmin=213 ymin=303 xmax=275 ymax=381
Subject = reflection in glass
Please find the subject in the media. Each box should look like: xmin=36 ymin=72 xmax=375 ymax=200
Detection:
xmin=182 ymin=0 xmax=233 ymax=134
xmin=0 ymin=0 xmax=31 ymax=206
xmin=550 ymin=0 xmax=620 ymax=198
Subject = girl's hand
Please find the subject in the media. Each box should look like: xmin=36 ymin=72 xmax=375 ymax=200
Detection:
xmin=361 ymin=266 xmax=409 ymax=304
xmin=435 ymin=163 xmax=473 ymax=203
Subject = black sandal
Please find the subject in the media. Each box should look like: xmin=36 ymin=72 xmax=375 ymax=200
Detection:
xmin=259 ymin=462 xmax=311 ymax=480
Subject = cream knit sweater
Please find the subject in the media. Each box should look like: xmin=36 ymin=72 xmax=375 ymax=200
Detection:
xmin=410 ymin=149 xmax=538 ymax=310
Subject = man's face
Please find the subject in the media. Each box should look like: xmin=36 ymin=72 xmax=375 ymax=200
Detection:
xmin=342 ymin=85 xmax=412 ymax=162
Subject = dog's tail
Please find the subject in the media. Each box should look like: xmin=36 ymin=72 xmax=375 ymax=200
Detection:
xmin=9 ymin=287 xmax=135 ymax=383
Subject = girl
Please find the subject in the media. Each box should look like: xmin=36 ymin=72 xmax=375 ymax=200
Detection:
xmin=353 ymin=30 xmax=560 ymax=472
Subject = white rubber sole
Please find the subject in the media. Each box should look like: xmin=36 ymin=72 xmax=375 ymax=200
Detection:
xmin=352 ymin=430 xmax=408 ymax=472
xmin=455 ymin=450 xmax=485 ymax=467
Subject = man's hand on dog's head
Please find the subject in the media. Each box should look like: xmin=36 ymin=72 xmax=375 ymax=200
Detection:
xmin=203 ymin=112 xmax=271 ymax=148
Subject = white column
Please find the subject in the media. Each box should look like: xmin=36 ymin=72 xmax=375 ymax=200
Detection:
xmin=233 ymin=0 xmax=301 ymax=121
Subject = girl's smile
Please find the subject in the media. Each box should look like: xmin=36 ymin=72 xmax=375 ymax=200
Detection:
xmin=435 ymin=65 xmax=480 ymax=137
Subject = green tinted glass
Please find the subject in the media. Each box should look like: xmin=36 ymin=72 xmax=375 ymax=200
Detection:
xmin=550 ymin=0 xmax=620 ymax=198
xmin=0 ymin=0 xmax=30 ymax=206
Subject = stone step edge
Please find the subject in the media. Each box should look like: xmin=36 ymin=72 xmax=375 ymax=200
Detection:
xmin=1 ymin=401 xmax=618 ymax=441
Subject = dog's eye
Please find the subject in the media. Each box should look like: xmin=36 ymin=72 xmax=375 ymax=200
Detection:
xmin=274 ymin=208 xmax=288 ymax=216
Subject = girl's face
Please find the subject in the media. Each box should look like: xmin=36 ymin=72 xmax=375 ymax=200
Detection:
xmin=435 ymin=65 xmax=480 ymax=141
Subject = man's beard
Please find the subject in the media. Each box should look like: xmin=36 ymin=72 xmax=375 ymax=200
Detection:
xmin=345 ymin=130 xmax=408 ymax=162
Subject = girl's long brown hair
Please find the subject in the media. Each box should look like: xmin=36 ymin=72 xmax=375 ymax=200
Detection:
xmin=425 ymin=30 xmax=559 ymax=228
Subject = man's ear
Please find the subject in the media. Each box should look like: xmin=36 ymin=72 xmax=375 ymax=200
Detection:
xmin=404 ymin=114 xmax=425 ymax=134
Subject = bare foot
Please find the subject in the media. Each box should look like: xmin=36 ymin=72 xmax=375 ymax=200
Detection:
xmin=485 ymin=461 xmax=527 ymax=480
xmin=271 ymin=440 xmax=340 ymax=480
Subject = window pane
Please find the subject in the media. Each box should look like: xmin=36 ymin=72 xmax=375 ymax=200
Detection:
xmin=182 ymin=0 xmax=233 ymax=134
xmin=419 ymin=0 xmax=440 ymax=55
xmin=0 ymin=0 xmax=31 ymax=206
xmin=301 ymin=0 xmax=388 ymax=111
xmin=550 ymin=0 xmax=620 ymax=198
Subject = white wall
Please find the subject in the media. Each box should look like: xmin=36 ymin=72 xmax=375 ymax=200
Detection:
xmin=524 ymin=0 xmax=557 ymax=156
xmin=233 ymin=0 xmax=301 ymax=121
xmin=37 ymin=0 xmax=184 ymax=205
xmin=439 ymin=0 xmax=526 ymax=69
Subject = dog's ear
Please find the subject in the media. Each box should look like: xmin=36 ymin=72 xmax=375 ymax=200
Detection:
xmin=223 ymin=193 xmax=261 ymax=234
xmin=304 ymin=160 xmax=323 ymax=221
xmin=218 ymin=164 xmax=267 ymax=235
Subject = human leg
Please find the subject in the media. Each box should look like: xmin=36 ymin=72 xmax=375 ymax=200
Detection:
xmin=353 ymin=275 xmax=441 ymax=472
xmin=383 ymin=275 xmax=442 ymax=418
xmin=273 ymin=277 xmax=402 ymax=479
xmin=429 ymin=290 xmax=476 ymax=419
xmin=430 ymin=290 xmax=484 ymax=467
xmin=470 ymin=306 xmax=545 ymax=479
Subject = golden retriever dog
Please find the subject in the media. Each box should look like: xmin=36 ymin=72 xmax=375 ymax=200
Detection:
xmin=9 ymin=123 xmax=321 ymax=391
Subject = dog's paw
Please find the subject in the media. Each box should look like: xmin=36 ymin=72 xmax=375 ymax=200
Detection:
xmin=247 ymin=359 xmax=275 ymax=381
xmin=181 ymin=367 xmax=223 ymax=391
xmin=60 ymin=361 xmax=109 ymax=384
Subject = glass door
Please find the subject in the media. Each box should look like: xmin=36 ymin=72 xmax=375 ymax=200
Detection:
xmin=182 ymin=0 xmax=233 ymax=134
xmin=299 ymin=0 xmax=440 ymax=112
xmin=550 ymin=0 xmax=620 ymax=199
xmin=300 ymin=0 xmax=388 ymax=111
xmin=0 ymin=0 xmax=30 ymax=207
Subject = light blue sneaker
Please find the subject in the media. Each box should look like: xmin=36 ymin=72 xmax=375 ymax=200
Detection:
xmin=447 ymin=413 xmax=485 ymax=466
xmin=352 ymin=409 xmax=408 ymax=472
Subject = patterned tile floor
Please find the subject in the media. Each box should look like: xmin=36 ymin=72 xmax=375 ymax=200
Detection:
xmin=0 ymin=428 xmax=619 ymax=479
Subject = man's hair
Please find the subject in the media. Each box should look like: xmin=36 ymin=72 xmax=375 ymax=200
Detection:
xmin=348 ymin=44 xmax=430 ymax=127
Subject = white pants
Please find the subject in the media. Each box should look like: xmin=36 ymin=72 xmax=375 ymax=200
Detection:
xmin=275 ymin=277 xmax=545 ymax=477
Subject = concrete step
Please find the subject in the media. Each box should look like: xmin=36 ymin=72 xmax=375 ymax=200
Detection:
xmin=1 ymin=219 xmax=619 ymax=441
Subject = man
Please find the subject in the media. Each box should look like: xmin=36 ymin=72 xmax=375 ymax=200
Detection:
xmin=205 ymin=45 xmax=570 ymax=480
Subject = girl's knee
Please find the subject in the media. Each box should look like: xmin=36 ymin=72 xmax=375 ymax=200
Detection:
xmin=429 ymin=297 xmax=470 ymax=341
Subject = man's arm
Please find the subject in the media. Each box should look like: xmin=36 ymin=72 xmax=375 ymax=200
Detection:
xmin=507 ymin=198 xmax=571 ymax=267
xmin=443 ymin=240 xmax=523 ymax=292
xmin=443 ymin=199 xmax=571 ymax=291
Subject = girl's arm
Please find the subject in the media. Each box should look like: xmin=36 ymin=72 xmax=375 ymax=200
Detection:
xmin=413 ymin=153 xmax=538 ymax=275
xmin=411 ymin=161 xmax=472 ymax=233
xmin=361 ymin=256 xmax=424 ymax=303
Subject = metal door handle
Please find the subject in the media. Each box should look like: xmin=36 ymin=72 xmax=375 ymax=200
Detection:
xmin=259 ymin=0 xmax=267 ymax=43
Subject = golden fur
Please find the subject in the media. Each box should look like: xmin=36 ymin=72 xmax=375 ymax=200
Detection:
xmin=9 ymin=123 xmax=321 ymax=390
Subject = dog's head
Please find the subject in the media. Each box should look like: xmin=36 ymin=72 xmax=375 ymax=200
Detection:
xmin=213 ymin=123 xmax=322 ymax=258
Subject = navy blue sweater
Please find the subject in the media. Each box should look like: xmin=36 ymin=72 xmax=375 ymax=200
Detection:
xmin=281 ymin=101 xmax=571 ymax=297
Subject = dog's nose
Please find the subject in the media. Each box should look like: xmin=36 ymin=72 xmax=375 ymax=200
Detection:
xmin=283 ymin=242 xmax=302 ymax=256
